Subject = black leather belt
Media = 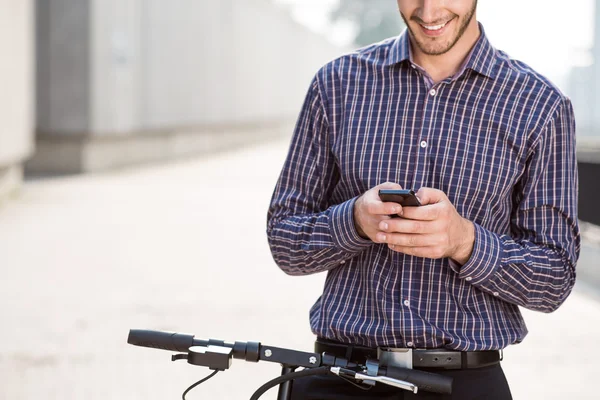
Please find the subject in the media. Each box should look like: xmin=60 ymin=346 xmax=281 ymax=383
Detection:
xmin=315 ymin=338 xmax=501 ymax=370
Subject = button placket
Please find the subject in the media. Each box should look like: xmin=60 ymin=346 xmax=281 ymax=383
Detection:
xmin=413 ymin=84 xmax=437 ymax=189
xmin=403 ymin=299 xmax=412 ymax=348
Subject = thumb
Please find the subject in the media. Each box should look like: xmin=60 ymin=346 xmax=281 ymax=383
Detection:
xmin=416 ymin=187 xmax=446 ymax=205
xmin=378 ymin=181 xmax=403 ymax=190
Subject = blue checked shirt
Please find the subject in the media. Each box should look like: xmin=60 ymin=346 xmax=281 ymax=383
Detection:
xmin=266 ymin=24 xmax=580 ymax=351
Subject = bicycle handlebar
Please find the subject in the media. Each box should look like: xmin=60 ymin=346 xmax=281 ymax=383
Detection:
xmin=382 ymin=365 xmax=452 ymax=394
xmin=127 ymin=329 xmax=453 ymax=397
xmin=128 ymin=329 xmax=199 ymax=352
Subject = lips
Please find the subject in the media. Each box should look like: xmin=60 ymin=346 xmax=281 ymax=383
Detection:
xmin=418 ymin=17 xmax=454 ymax=37
xmin=422 ymin=22 xmax=448 ymax=31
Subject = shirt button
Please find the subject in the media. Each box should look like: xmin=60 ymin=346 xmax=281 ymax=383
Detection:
xmin=420 ymin=140 xmax=427 ymax=148
xmin=411 ymin=64 xmax=416 ymax=69
xmin=407 ymin=342 xmax=414 ymax=347
xmin=465 ymin=277 xmax=472 ymax=282
xmin=493 ymin=292 xmax=499 ymax=297
xmin=340 ymin=260 xmax=346 ymax=264
xmin=429 ymin=88 xmax=437 ymax=96
xmin=403 ymin=300 xmax=410 ymax=307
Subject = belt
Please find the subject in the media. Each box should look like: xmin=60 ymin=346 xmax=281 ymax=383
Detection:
xmin=315 ymin=338 xmax=501 ymax=370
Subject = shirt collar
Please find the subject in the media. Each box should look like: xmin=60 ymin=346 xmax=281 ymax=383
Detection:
xmin=385 ymin=22 xmax=498 ymax=80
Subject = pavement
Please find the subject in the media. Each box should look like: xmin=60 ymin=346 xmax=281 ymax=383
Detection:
xmin=1 ymin=138 xmax=599 ymax=399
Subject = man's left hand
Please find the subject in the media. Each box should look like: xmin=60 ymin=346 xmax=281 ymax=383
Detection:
xmin=376 ymin=188 xmax=475 ymax=265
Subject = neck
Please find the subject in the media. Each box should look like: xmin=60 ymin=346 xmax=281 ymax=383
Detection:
xmin=411 ymin=21 xmax=481 ymax=84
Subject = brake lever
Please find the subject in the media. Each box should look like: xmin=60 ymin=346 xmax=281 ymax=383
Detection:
xmin=355 ymin=373 xmax=418 ymax=393
xmin=330 ymin=367 xmax=418 ymax=394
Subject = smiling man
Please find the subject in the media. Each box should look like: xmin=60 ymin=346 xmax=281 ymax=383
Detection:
xmin=402 ymin=0 xmax=477 ymax=55
xmin=267 ymin=1 xmax=580 ymax=399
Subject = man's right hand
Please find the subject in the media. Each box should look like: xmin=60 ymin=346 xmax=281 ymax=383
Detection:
xmin=353 ymin=182 xmax=404 ymax=241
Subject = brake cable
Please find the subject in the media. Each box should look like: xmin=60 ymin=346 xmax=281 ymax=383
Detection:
xmin=182 ymin=370 xmax=219 ymax=400
xmin=249 ymin=366 xmax=330 ymax=400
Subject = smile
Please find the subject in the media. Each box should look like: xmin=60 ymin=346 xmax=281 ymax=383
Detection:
xmin=420 ymin=20 xmax=451 ymax=31
xmin=417 ymin=17 xmax=455 ymax=37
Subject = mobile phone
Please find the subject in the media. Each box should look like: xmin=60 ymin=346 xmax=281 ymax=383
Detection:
xmin=378 ymin=189 xmax=422 ymax=207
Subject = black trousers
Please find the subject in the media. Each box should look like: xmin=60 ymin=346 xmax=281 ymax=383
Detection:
xmin=290 ymin=363 xmax=512 ymax=400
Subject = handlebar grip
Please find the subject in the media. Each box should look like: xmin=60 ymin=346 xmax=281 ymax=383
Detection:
xmin=383 ymin=366 xmax=453 ymax=394
xmin=128 ymin=329 xmax=196 ymax=352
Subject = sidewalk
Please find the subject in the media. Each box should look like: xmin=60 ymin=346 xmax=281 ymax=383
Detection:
xmin=0 ymin=139 xmax=598 ymax=399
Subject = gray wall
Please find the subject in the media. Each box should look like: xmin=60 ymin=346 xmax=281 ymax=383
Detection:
xmin=0 ymin=0 xmax=34 ymax=198
xmin=31 ymin=0 xmax=345 ymax=172
xmin=36 ymin=0 xmax=90 ymax=135
xmin=90 ymin=0 xmax=338 ymax=131
xmin=569 ymin=0 xmax=600 ymax=135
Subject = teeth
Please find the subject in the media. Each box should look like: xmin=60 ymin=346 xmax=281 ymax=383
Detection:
xmin=422 ymin=21 xmax=448 ymax=31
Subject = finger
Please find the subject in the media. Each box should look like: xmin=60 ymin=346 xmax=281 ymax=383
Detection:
xmin=402 ymin=203 xmax=442 ymax=221
xmin=388 ymin=244 xmax=444 ymax=259
xmin=378 ymin=233 xmax=434 ymax=247
xmin=359 ymin=214 xmax=391 ymax=241
xmin=379 ymin=218 xmax=435 ymax=234
xmin=367 ymin=200 xmax=403 ymax=216
xmin=415 ymin=187 xmax=446 ymax=206
xmin=378 ymin=181 xmax=403 ymax=190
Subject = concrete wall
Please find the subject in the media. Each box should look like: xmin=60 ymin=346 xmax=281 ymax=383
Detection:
xmin=35 ymin=0 xmax=90 ymax=135
xmin=568 ymin=0 xmax=600 ymax=224
xmin=29 ymin=0 xmax=345 ymax=173
xmin=568 ymin=0 xmax=600 ymax=134
xmin=0 ymin=0 xmax=34 ymax=200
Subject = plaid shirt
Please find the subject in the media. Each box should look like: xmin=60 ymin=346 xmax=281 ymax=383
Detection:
xmin=266 ymin=24 xmax=580 ymax=351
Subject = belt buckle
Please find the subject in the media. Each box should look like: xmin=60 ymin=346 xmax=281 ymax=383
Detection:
xmin=377 ymin=347 xmax=413 ymax=369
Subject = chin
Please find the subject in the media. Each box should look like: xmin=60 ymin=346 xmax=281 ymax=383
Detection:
xmin=415 ymin=39 xmax=452 ymax=56
xmin=424 ymin=42 xmax=454 ymax=56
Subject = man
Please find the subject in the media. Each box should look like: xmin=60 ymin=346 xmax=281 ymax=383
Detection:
xmin=266 ymin=0 xmax=580 ymax=398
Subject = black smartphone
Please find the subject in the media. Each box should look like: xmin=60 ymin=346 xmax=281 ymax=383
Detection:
xmin=378 ymin=189 xmax=422 ymax=207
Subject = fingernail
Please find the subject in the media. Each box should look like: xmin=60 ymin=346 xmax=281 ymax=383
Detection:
xmin=380 ymin=234 xmax=387 ymax=242
xmin=381 ymin=222 xmax=388 ymax=230
xmin=392 ymin=207 xmax=400 ymax=213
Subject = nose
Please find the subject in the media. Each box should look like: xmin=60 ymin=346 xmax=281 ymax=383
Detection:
xmin=419 ymin=0 xmax=443 ymax=23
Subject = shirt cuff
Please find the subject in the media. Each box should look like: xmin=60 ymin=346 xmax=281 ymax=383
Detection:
xmin=329 ymin=197 xmax=373 ymax=253
xmin=449 ymin=223 xmax=503 ymax=285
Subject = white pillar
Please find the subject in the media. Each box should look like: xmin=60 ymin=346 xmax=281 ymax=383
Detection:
xmin=0 ymin=0 xmax=34 ymax=201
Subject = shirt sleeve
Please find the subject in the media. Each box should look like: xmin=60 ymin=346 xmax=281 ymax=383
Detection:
xmin=266 ymin=74 xmax=373 ymax=276
xmin=449 ymin=97 xmax=581 ymax=313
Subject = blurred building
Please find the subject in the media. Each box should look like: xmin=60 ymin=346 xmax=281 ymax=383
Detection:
xmin=24 ymin=0 xmax=344 ymax=175
xmin=567 ymin=0 xmax=600 ymax=226
xmin=569 ymin=0 xmax=600 ymax=140
xmin=0 ymin=1 xmax=34 ymax=200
